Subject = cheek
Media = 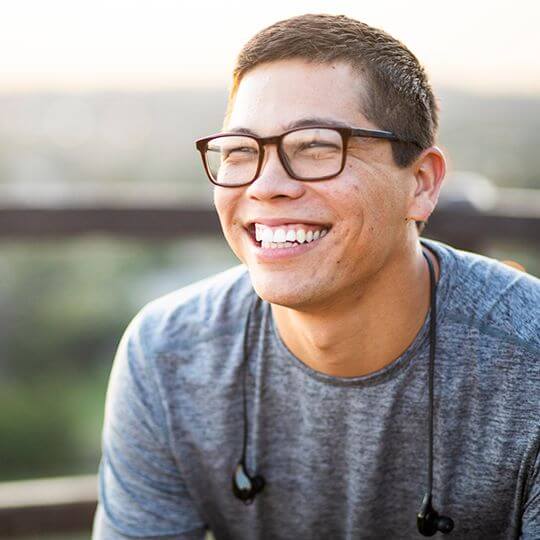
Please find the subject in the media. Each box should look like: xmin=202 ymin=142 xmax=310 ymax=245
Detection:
xmin=331 ymin=170 xmax=370 ymax=228
xmin=213 ymin=190 xmax=248 ymax=263
xmin=214 ymin=189 xmax=237 ymax=224
xmin=213 ymin=189 xmax=242 ymax=243
xmin=351 ymin=170 xmax=404 ymax=226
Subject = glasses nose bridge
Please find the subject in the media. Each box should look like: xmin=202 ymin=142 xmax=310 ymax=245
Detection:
xmin=257 ymin=133 xmax=290 ymax=178
xmin=258 ymin=134 xmax=285 ymax=157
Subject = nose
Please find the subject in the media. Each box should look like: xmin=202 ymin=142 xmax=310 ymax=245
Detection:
xmin=245 ymin=144 xmax=306 ymax=201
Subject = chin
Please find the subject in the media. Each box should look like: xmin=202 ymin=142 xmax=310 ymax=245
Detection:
xmin=248 ymin=270 xmax=324 ymax=310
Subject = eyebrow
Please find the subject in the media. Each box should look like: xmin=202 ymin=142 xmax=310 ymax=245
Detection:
xmin=285 ymin=116 xmax=351 ymax=130
xmin=226 ymin=116 xmax=351 ymax=136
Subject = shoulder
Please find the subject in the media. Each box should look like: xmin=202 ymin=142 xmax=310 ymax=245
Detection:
xmin=123 ymin=264 xmax=254 ymax=357
xmin=423 ymin=238 xmax=540 ymax=355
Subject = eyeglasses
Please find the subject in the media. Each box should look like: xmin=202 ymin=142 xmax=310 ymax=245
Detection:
xmin=195 ymin=125 xmax=415 ymax=187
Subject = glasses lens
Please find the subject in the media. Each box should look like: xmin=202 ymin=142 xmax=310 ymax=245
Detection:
xmin=205 ymin=136 xmax=259 ymax=186
xmin=282 ymin=128 xmax=343 ymax=179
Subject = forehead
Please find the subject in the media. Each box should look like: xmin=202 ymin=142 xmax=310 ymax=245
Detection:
xmin=226 ymin=59 xmax=374 ymax=135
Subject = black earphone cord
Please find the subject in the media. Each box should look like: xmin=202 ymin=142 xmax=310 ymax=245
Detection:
xmin=417 ymin=250 xmax=454 ymax=536
xmin=232 ymin=249 xmax=454 ymax=537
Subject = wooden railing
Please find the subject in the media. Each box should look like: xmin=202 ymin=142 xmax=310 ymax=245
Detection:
xmin=0 ymin=475 xmax=97 ymax=536
xmin=0 ymin=181 xmax=538 ymax=250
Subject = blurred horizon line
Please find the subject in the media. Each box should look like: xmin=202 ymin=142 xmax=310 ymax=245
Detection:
xmin=1 ymin=84 xmax=540 ymax=101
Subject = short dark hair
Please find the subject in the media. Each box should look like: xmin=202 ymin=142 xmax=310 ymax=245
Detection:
xmin=226 ymin=13 xmax=437 ymax=233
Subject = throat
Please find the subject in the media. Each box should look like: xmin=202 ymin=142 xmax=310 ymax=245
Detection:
xmin=270 ymin=252 xmax=432 ymax=378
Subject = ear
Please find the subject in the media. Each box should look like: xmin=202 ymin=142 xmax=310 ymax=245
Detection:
xmin=406 ymin=146 xmax=447 ymax=223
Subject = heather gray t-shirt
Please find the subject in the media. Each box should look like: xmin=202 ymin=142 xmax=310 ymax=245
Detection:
xmin=92 ymin=238 xmax=540 ymax=539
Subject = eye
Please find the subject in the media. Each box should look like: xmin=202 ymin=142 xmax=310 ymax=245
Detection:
xmin=230 ymin=146 xmax=257 ymax=154
xmin=299 ymin=141 xmax=339 ymax=150
xmin=223 ymin=146 xmax=258 ymax=159
xmin=293 ymin=140 xmax=341 ymax=160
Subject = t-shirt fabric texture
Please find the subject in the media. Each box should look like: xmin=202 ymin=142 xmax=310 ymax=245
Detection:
xmin=92 ymin=238 xmax=540 ymax=540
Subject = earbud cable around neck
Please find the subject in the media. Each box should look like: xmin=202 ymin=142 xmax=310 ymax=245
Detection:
xmin=240 ymin=294 xmax=257 ymax=469
xmin=423 ymin=248 xmax=437 ymax=499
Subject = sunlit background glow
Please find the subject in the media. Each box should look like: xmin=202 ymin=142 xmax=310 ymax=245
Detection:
xmin=1 ymin=0 xmax=539 ymax=95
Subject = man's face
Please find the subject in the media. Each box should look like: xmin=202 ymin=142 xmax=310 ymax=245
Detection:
xmin=214 ymin=59 xmax=415 ymax=310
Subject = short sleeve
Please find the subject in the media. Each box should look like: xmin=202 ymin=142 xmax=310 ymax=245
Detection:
xmin=92 ymin=308 xmax=207 ymax=539
xmin=520 ymin=444 xmax=540 ymax=539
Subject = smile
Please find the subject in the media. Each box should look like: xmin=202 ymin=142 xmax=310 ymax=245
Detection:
xmin=245 ymin=222 xmax=331 ymax=259
xmin=258 ymin=223 xmax=328 ymax=245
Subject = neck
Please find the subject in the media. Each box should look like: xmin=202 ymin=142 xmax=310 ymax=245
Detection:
xmin=271 ymin=240 xmax=440 ymax=378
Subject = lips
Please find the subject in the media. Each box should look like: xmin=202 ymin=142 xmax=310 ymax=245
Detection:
xmin=243 ymin=224 xmax=328 ymax=260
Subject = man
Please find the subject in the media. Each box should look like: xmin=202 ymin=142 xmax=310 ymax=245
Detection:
xmin=93 ymin=14 xmax=539 ymax=539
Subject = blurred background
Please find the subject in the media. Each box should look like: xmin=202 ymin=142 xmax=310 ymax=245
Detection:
xmin=0 ymin=0 xmax=539 ymax=537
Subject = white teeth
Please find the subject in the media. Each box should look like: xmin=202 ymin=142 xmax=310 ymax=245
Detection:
xmin=286 ymin=229 xmax=296 ymax=242
xmin=273 ymin=228 xmax=286 ymax=243
xmin=254 ymin=224 xmax=330 ymax=248
xmin=261 ymin=228 xmax=274 ymax=243
xmin=264 ymin=241 xmax=295 ymax=249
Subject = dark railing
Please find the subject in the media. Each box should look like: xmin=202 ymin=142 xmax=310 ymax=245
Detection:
xmin=1 ymin=182 xmax=538 ymax=537
xmin=0 ymin=182 xmax=539 ymax=250
xmin=0 ymin=476 xmax=97 ymax=536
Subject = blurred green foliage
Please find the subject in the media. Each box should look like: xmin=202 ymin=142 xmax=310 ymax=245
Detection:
xmin=0 ymin=236 xmax=238 ymax=481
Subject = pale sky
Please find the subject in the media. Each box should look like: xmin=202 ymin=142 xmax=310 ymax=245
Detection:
xmin=1 ymin=0 xmax=539 ymax=95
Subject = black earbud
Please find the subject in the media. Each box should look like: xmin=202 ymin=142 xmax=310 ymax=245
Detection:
xmin=417 ymin=493 xmax=454 ymax=536
xmin=232 ymin=461 xmax=266 ymax=504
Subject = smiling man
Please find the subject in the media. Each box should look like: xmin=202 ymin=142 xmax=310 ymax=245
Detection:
xmin=93 ymin=14 xmax=540 ymax=540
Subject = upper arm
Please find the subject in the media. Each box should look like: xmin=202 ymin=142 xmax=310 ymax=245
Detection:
xmin=92 ymin=310 xmax=207 ymax=539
